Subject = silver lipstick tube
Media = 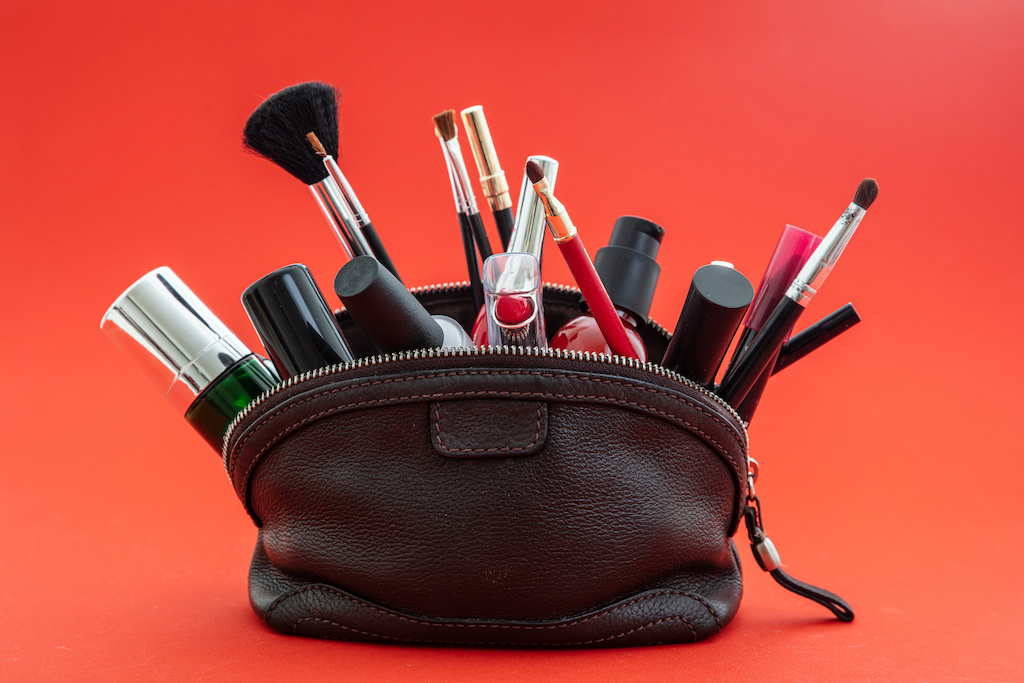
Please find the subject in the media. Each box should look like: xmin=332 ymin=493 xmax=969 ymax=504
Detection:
xmin=509 ymin=155 xmax=558 ymax=259
xmin=444 ymin=137 xmax=480 ymax=213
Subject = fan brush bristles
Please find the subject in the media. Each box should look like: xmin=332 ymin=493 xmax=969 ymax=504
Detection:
xmin=853 ymin=178 xmax=879 ymax=210
xmin=242 ymin=82 xmax=341 ymax=185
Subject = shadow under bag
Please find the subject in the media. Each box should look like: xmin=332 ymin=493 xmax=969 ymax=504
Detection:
xmin=222 ymin=286 xmax=851 ymax=647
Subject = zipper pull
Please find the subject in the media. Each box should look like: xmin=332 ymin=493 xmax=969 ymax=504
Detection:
xmin=743 ymin=459 xmax=855 ymax=622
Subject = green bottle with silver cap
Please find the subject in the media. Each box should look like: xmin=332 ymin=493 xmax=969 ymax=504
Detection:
xmin=101 ymin=266 xmax=280 ymax=452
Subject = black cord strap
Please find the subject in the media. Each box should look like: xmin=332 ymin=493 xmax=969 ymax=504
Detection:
xmin=743 ymin=494 xmax=855 ymax=622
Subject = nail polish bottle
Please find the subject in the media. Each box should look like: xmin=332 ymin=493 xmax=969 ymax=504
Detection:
xmin=550 ymin=216 xmax=664 ymax=361
xmin=101 ymin=267 xmax=281 ymax=452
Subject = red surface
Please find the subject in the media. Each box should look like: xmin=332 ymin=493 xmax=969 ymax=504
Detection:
xmin=2 ymin=0 xmax=1022 ymax=680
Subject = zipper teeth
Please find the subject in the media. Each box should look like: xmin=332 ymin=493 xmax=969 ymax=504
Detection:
xmin=222 ymin=283 xmax=745 ymax=466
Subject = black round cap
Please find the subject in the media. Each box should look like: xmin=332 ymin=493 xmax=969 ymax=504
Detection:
xmin=593 ymin=215 xmax=665 ymax=319
xmin=241 ymin=263 xmax=353 ymax=379
xmin=660 ymin=264 xmax=755 ymax=386
xmin=334 ymin=256 xmax=443 ymax=353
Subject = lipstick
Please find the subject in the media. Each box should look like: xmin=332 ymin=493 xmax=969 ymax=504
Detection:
xmin=482 ymin=252 xmax=546 ymax=348
xmin=723 ymin=225 xmax=823 ymax=380
xmin=509 ymin=155 xmax=558 ymax=260
xmin=461 ymin=105 xmax=515 ymax=251
xmin=100 ymin=267 xmax=280 ymax=452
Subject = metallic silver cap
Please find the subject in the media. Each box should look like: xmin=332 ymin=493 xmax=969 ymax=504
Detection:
xmin=509 ymin=155 xmax=558 ymax=259
xmin=101 ymin=267 xmax=253 ymax=413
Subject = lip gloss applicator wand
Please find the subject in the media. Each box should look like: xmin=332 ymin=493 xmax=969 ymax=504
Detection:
xmin=526 ymin=160 xmax=642 ymax=360
xmin=718 ymin=178 xmax=879 ymax=409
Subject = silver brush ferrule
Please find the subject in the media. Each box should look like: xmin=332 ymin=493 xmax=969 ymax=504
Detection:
xmin=310 ymin=177 xmax=373 ymax=258
xmin=445 ymin=138 xmax=480 ymax=213
xmin=786 ymin=202 xmax=867 ymax=306
xmin=323 ymin=156 xmax=370 ymax=227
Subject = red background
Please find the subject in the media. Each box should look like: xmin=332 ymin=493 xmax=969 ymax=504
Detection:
xmin=2 ymin=0 xmax=1022 ymax=680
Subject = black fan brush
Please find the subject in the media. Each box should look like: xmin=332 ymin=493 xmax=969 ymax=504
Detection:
xmin=243 ymin=82 xmax=392 ymax=272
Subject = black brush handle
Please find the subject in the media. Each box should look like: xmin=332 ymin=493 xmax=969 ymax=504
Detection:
xmin=492 ymin=207 xmax=515 ymax=252
xmin=718 ymin=297 xmax=803 ymax=408
xmin=458 ymin=212 xmax=484 ymax=312
xmin=735 ymin=336 xmax=789 ymax=424
xmin=721 ymin=326 xmax=756 ymax=381
xmin=360 ymin=221 xmax=403 ymax=284
xmin=772 ymin=303 xmax=861 ymax=375
xmin=467 ymin=210 xmax=494 ymax=261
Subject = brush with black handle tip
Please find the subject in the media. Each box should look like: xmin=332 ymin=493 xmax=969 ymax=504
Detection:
xmin=718 ymin=178 xmax=878 ymax=409
xmin=433 ymin=110 xmax=494 ymax=264
xmin=305 ymin=128 xmax=403 ymax=282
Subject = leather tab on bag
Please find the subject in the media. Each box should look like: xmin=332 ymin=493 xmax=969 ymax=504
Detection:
xmin=431 ymin=399 xmax=548 ymax=458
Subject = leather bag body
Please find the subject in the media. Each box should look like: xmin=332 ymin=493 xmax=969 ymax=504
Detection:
xmin=223 ymin=287 xmax=750 ymax=646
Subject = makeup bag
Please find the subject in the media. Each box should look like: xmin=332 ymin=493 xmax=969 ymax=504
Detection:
xmin=221 ymin=285 xmax=852 ymax=646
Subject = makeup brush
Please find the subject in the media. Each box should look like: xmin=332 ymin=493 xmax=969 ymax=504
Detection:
xmin=433 ymin=122 xmax=484 ymax=312
xmin=461 ymin=106 xmax=515 ymax=250
xmin=305 ymin=131 xmax=403 ymax=282
xmin=526 ymin=160 xmax=641 ymax=360
xmin=242 ymin=82 xmax=373 ymax=261
xmin=433 ymin=110 xmax=494 ymax=264
xmin=718 ymin=179 xmax=878 ymax=408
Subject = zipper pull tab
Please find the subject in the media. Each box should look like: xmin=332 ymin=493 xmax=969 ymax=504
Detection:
xmin=743 ymin=460 xmax=855 ymax=622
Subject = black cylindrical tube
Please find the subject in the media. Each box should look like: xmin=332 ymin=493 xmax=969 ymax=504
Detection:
xmin=241 ymin=263 xmax=354 ymax=379
xmin=661 ymin=263 xmax=754 ymax=387
xmin=334 ymin=256 xmax=445 ymax=353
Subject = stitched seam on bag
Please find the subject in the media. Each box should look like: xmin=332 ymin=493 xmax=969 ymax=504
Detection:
xmin=266 ymin=584 xmax=715 ymax=638
xmin=230 ymin=369 xmax=742 ymax=474
xmin=240 ymin=388 xmax=738 ymax=496
xmin=234 ymin=371 xmax=744 ymax=496
xmin=291 ymin=615 xmax=697 ymax=646
xmin=432 ymin=401 xmax=544 ymax=454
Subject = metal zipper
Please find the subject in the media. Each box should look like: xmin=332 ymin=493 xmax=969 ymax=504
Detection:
xmin=222 ymin=282 xmax=747 ymax=467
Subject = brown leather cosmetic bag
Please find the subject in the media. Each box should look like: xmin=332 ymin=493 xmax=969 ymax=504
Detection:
xmin=222 ymin=286 xmax=851 ymax=646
